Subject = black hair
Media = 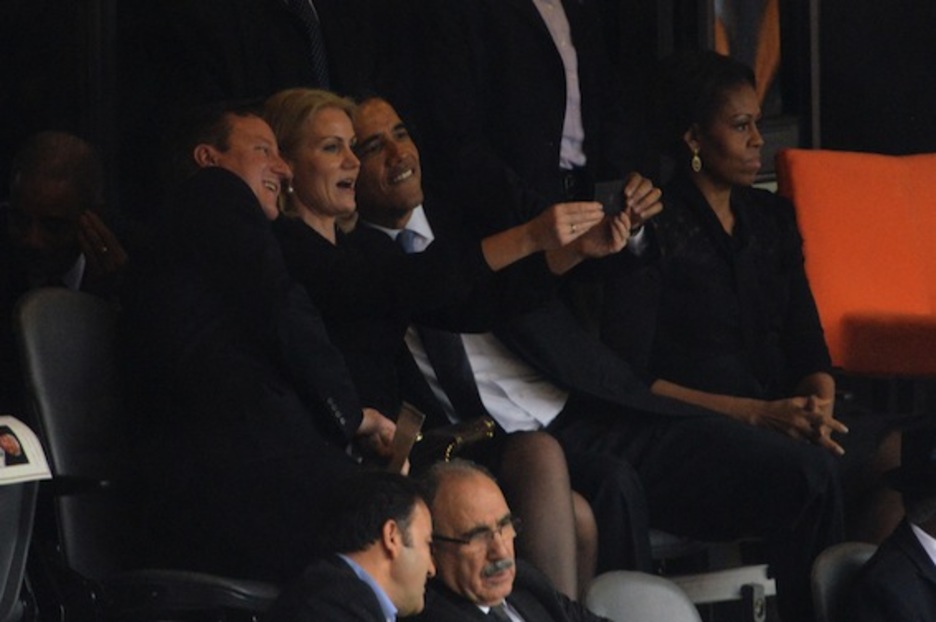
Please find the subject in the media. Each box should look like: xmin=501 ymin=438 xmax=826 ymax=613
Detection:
xmin=652 ymin=50 xmax=757 ymax=160
xmin=165 ymin=99 xmax=265 ymax=186
xmin=319 ymin=470 xmax=427 ymax=554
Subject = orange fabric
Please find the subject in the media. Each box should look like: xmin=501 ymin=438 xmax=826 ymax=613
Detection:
xmin=776 ymin=149 xmax=936 ymax=376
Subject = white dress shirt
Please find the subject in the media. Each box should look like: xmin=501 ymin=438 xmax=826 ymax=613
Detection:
xmin=361 ymin=207 xmax=569 ymax=431
xmin=531 ymin=0 xmax=586 ymax=170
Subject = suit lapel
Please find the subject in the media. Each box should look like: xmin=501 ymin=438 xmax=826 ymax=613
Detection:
xmin=895 ymin=521 xmax=936 ymax=587
xmin=508 ymin=590 xmax=556 ymax=621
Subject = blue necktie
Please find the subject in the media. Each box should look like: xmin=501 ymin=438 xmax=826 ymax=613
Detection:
xmin=397 ymin=229 xmax=488 ymax=422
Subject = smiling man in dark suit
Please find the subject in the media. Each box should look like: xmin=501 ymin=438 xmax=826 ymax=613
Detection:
xmin=349 ymin=96 xmax=844 ymax=622
xmin=124 ymin=102 xmax=398 ymax=582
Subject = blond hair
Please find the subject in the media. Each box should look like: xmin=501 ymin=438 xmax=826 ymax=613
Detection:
xmin=263 ymin=88 xmax=357 ymax=216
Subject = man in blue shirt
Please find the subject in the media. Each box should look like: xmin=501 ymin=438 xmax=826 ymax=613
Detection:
xmin=270 ymin=471 xmax=435 ymax=621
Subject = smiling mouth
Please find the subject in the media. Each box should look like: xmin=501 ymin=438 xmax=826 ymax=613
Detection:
xmin=391 ymin=168 xmax=414 ymax=184
xmin=337 ymin=178 xmax=356 ymax=190
xmin=262 ymin=180 xmax=279 ymax=194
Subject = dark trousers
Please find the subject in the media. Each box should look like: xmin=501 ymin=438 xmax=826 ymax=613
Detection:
xmin=549 ymin=394 xmax=844 ymax=622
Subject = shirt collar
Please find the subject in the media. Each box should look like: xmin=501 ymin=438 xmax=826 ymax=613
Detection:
xmin=910 ymin=522 xmax=936 ymax=568
xmin=362 ymin=204 xmax=435 ymax=244
xmin=62 ymin=253 xmax=86 ymax=291
xmin=337 ymin=554 xmax=398 ymax=622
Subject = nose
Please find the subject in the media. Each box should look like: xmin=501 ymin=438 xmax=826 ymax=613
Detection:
xmin=751 ymin=122 xmax=765 ymax=147
xmin=488 ymin=529 xmax=512 ymax=558
xmin=385 ymin=139 xmax=402 ymax=161
xmin=344 ymin=145 xmax=360 ymax=169
xmin=427 ymin=556 xmax=436 ymax=578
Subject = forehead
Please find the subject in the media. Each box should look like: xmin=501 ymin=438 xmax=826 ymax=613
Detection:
xmin=13 ymin=179 xmax=84 ymax=219
xmin=433 ymin=473 xmax=510 ymax=531
xmin=354 ymin=100 xmax=402 ymax=135
xmin=715 ymin=84 xmax=760 ymax=117
xmin=303 ymin=106 xmax=354 ymax=134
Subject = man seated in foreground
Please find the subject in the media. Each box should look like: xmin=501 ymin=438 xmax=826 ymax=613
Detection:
xmin=271 ymin=471 xmax=435 ymax=621
xmin=847 ymin=421 xmax=936 ymax=620
xmin=407 ymin=459 xmax=610 ymax=622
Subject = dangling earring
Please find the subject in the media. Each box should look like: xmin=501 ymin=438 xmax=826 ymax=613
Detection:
xmin=691 ymin=148 xmax=702 ymax=173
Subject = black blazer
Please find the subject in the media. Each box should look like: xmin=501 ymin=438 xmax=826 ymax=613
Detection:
xmin=406 ymin=560 xmax=609 ymax=622
xmin=123 ymin=168 xmax=365 ymax=580
xmin=274 ymin=197 xmax=556 ymax=424
xmin=847 ymin=519 xmax=936 ymax=622
xmin=270 ymin=555 xmax=389 ymax=622
xmin=600 ymin=176 xmax=832 ymax=399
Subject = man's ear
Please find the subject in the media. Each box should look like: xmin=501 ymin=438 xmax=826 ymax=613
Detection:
xmin=193 ymin=144 xmax=220 ymax=168
xmin=382 ymin=519 xmax=404 ymax=560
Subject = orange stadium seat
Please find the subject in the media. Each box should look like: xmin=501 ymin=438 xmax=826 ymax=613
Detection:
xmin=776 ymin=148 xmax=936 ymax=377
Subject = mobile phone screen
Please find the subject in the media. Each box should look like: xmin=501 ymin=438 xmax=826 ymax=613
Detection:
xmin=595 ymin=179 xmax=625 ymax=216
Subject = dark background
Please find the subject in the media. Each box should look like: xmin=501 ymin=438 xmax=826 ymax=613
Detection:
xmin=1 ymin=0 xmax=934 ymax=213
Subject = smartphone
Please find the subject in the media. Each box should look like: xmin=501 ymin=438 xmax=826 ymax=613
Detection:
xmin=595 ymin=179 xmax=625 ymax=216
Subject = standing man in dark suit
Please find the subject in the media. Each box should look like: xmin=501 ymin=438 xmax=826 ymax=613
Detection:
xmin=409 ymin=459 xmax=609 ymax=622
xmin=847 ymin=423 xmax=936 ymax=621
xmin=271 ymin=471 xmax=435 ymax=621
xmin=418 ymin=0 xmax=654 ymax=229
xmin=123 ymin=102 xmax=397 ymax=582
xmin=349 ymin=97 xmax=651 ymax=577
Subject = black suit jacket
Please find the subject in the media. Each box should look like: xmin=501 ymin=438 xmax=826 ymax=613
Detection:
xmin=847 ymin=519 xmax=936 ymax=622
xmin=123 ymin=167 xmax=364 ymax=580
xmin=406 ymin=560 xmax=609 ymax=622
xmin=270 ymin=555 xmax=389 ymax=622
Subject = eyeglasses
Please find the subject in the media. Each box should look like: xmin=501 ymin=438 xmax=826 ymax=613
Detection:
xmin=433 ymin=515 xmax=521 ymax=550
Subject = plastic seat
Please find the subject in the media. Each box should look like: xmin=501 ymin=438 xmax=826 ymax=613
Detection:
xmin=776 ymin=149 xmax=936 ymax=378
xmin=811 ymin=541 xmax=876 ymax=622
xmin=13 ymin=288 xmax=279 ymax=620
xmin=650 ymin=531 xmax=775 ymax=622
xmin=0 ymin=482 xmax=38 ymax=622
xmin=585 ymin=570 xmax=702 ymax=622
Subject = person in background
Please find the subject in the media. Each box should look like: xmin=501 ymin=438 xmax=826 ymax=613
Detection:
xmin=4 ymin=131 xmax=127 ymax=296
xmin=0 ymin=131 xmax=128 ymax=414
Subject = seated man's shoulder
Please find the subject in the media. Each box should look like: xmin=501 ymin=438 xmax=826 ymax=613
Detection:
xmin=270 ymin=556 xmax=386 ymax=622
